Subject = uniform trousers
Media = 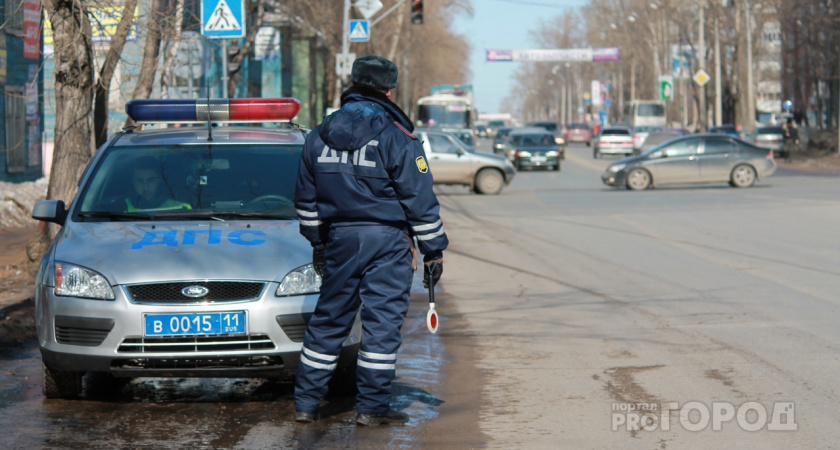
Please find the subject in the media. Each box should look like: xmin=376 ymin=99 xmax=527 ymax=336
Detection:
xmin=294 ymin=223 xmax=413 ymax=414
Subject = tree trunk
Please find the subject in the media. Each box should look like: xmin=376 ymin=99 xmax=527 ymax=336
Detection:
xmin=30 ymin=0 xmax=97 ymax=265
xmin=159 ymin=0 xmax=184 ymax=100
xmin=227 ymin=3 xmax=266 ymax=97
xmin=94 ymin=0 xmax=138 ymax=148
xmin=125 ymin=0 xmax=165 ymax=128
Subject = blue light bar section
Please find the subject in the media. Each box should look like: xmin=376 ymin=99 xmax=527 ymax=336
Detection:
xmin=126 ymin=99 xmax=199 ymax=122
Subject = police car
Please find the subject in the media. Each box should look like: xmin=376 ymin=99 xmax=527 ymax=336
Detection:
xmin=31 ymin=98 xmax=361 ymax=398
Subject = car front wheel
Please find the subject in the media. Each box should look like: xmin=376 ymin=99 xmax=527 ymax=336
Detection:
xmin=43 ymin=362 xmax=82 ymax=399
xmin=730 ymin=164 xmax=756 ymax=188
xmin=474 ymin=168 xmax=505 ymax=195
xmin=626 ymin=168 xmax=652 ymax=190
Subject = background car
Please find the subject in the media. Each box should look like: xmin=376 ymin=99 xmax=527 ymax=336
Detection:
xmin=29 ymin=98 xmax=361 ymax=399
xmin=749 ymin=126 xmax=786 ymax=156
xmin=441 ymin=127 xmax=477 ymax=149
xmin=485 ymin=120 xmax=507 ymax=138
xmin=709 ymin=124 xmax=740 ymax=138
xmin=505 ymin=127 xmax=562 ymax=171
xmin=602 ymin=134 xmax=777 ymax=190
xmin=639 ymin=127 xmax=690 ymax=152
xmin=631 ymin=125 xmax=661 ymax=153
xmin=416 ymin=129 xmax=516 ymax=194
xmin=593 ymin=126 xmax=634 ymax=158
xmin=565 ymin=122 xmax=593 ymax=146
xmin=525 ymin=120 xmax=567 ymax=148
xmin=492 ymin=126 xmax=515 ymax=154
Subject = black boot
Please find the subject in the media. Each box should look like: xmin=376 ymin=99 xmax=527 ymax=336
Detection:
xmin=295 ymin=411 xmax=318 ymax=423
xmin=356 ymin=409 xmax=409 ymax=426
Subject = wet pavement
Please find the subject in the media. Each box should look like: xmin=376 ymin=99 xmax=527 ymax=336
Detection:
xmin=0 ymin=273 xmax=485 ymax=448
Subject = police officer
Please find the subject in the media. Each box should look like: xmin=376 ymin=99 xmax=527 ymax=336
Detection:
xmin=293 ymin=54 xmax=448 ymax=425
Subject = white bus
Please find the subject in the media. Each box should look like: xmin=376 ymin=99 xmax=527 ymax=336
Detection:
xmin=622 ymin=100 xmax=666 ymax=128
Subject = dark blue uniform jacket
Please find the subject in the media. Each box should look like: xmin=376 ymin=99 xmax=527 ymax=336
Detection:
xmin=295 ymin=87 xmax=448 ymax=257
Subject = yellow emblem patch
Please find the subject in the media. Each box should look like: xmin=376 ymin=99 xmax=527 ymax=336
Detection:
xmin=416 ymin=156 xmax=429 ymax=173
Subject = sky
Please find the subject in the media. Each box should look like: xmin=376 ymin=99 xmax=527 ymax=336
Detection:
xmin=451 ymin=0 xmax=588 ymax=114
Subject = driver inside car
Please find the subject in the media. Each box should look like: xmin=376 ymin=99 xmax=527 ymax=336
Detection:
xmin=125 ymin=156 xmax=191 ymax=211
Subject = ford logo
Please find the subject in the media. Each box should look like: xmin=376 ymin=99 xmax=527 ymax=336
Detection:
xmin=181 ymin=285 xmax=209 ymax=298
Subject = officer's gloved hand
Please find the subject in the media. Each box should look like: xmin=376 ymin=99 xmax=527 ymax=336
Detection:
xmin=423 ymin=252 xmax=443 ymax=289
xmin=312 ymin=244 xmax=326 ymax=276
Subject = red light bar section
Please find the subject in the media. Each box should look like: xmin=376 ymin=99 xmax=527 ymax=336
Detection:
xmin=229 ymin=98 xmax=301 ymax=121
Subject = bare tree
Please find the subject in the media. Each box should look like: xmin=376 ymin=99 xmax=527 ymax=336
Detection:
xmin=94 ymin=0 xmax=138 ymax=148
xmin=29 ymin=0 xmax=98 ymax=263
xmin=125 ymin=0 xmax=166 ymax=128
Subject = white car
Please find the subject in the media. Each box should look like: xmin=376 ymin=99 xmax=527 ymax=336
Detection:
xmin=594 ymin=126 xmax=635 ymax=158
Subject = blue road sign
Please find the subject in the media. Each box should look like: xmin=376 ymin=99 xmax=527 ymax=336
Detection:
xmin=202 ymin=0 xmax=245 ymax=39
xmin=349 ymin=20 xmax=370 ymax=42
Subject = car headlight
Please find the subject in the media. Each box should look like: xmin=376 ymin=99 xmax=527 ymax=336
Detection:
xmin=545 ymin=151 xmax=558 ymax=157
xmin=517 ymin=151 xmax=532 ymax=157
xmin=54 ymin=262 xmax=115 ymax=300
xmin=276 ymin=263 xmax=322 ymax=296
xmin=608 ymin=164 xmax=626 ymax=173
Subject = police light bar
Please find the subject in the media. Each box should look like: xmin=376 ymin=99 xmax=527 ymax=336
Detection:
xmin=125 ymin=98 xmax=301 ymax=123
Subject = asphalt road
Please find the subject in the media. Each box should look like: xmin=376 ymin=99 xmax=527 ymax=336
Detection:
xmin=1 ymin=139 xmax=838 ymax=448
xmin=438 ymin=139 xmax=840 ymax=447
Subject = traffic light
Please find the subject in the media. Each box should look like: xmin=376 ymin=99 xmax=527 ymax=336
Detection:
xmin=411 ymin=0 xmax=423 ymax=24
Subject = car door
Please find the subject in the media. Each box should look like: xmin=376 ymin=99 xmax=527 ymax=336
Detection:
xmin=698 ymin=137 xmax=737 ymax=181
xmin=420 ymin=131 xmax=475 ymax=184
xmin=646 ymin=137 xmax=702 ymax=184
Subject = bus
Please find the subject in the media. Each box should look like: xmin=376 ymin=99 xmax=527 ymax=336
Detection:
xmin=622 ymin=100 xmax=666 ymax=129
xmin=416 ymin=86 xmax=475 ymax=130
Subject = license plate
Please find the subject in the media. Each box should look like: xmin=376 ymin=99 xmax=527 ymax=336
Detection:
xmin=144 ymin=312 xmax=246 ymax=336
xmin=532 ymin=156 xmax=547 ymax=162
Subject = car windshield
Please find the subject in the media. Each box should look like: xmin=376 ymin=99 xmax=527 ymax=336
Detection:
xmin=601 ymin=129 xmax=631 ymax=136
xmin=76 ymin=144 xmax=303 ymax=220
xmin=528 ymin=122 xmax=557 ymax=132
xmin=637 ymin=103 xmax=665 ymax=117
xmin=757 ymin=127 xmax=784 ymax=134
xmin=511 ymin=133 xmax=555 ymax=146
xmin=634 ymin=126 xmax=660 ymax=133
xmin=496 ymin=128 xmax=513 ymax=138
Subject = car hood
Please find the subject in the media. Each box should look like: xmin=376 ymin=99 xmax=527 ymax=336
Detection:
xmin=470 ymin=151 xmax=510 ymax=163
xmin=52 ymin=220 xmax=310 ymax=285
xmin=609 ymin=153 xmax=648 ymax=167
xmin=515 ymin=145 xmax=558 ymax=152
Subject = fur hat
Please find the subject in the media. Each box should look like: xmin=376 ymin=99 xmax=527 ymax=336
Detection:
xmin=351 ymin=55 xmax=398 ymax=90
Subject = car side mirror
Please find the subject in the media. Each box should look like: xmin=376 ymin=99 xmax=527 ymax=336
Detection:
xmin=457 ymin=148 xmax=466 ymax=156
xmin=32 ymin=200 xmax=68 ymax=226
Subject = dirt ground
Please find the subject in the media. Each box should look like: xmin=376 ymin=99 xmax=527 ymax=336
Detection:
xmin=2 ymin=149 xmax=839 ymax=347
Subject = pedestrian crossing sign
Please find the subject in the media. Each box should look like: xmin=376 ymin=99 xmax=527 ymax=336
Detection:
xmin=349 ymin=20 xmax=370 ymax=42
xmin=202 ymin=0 xmax=245 ymax=39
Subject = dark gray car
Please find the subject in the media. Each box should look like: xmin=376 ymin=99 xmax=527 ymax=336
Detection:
xmin=602 ymin=134 xmax=777 ymax=190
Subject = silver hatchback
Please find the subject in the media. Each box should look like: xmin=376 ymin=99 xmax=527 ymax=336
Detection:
xmin=31 ymin=98 xmax=360 ymax=398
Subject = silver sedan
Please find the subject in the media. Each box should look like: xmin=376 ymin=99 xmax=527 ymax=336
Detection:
xmin=602 ymin=134 xmax=777 ymax=190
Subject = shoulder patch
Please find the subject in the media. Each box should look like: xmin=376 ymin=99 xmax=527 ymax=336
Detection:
xmin=415 ymin=156 xmax=429 ymax=173
xmin=393 ymin=121 xmax=416 ymax=139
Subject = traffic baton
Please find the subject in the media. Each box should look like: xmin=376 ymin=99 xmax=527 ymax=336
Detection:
xmin=426 ymin=262 xmax=439 ymax=334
